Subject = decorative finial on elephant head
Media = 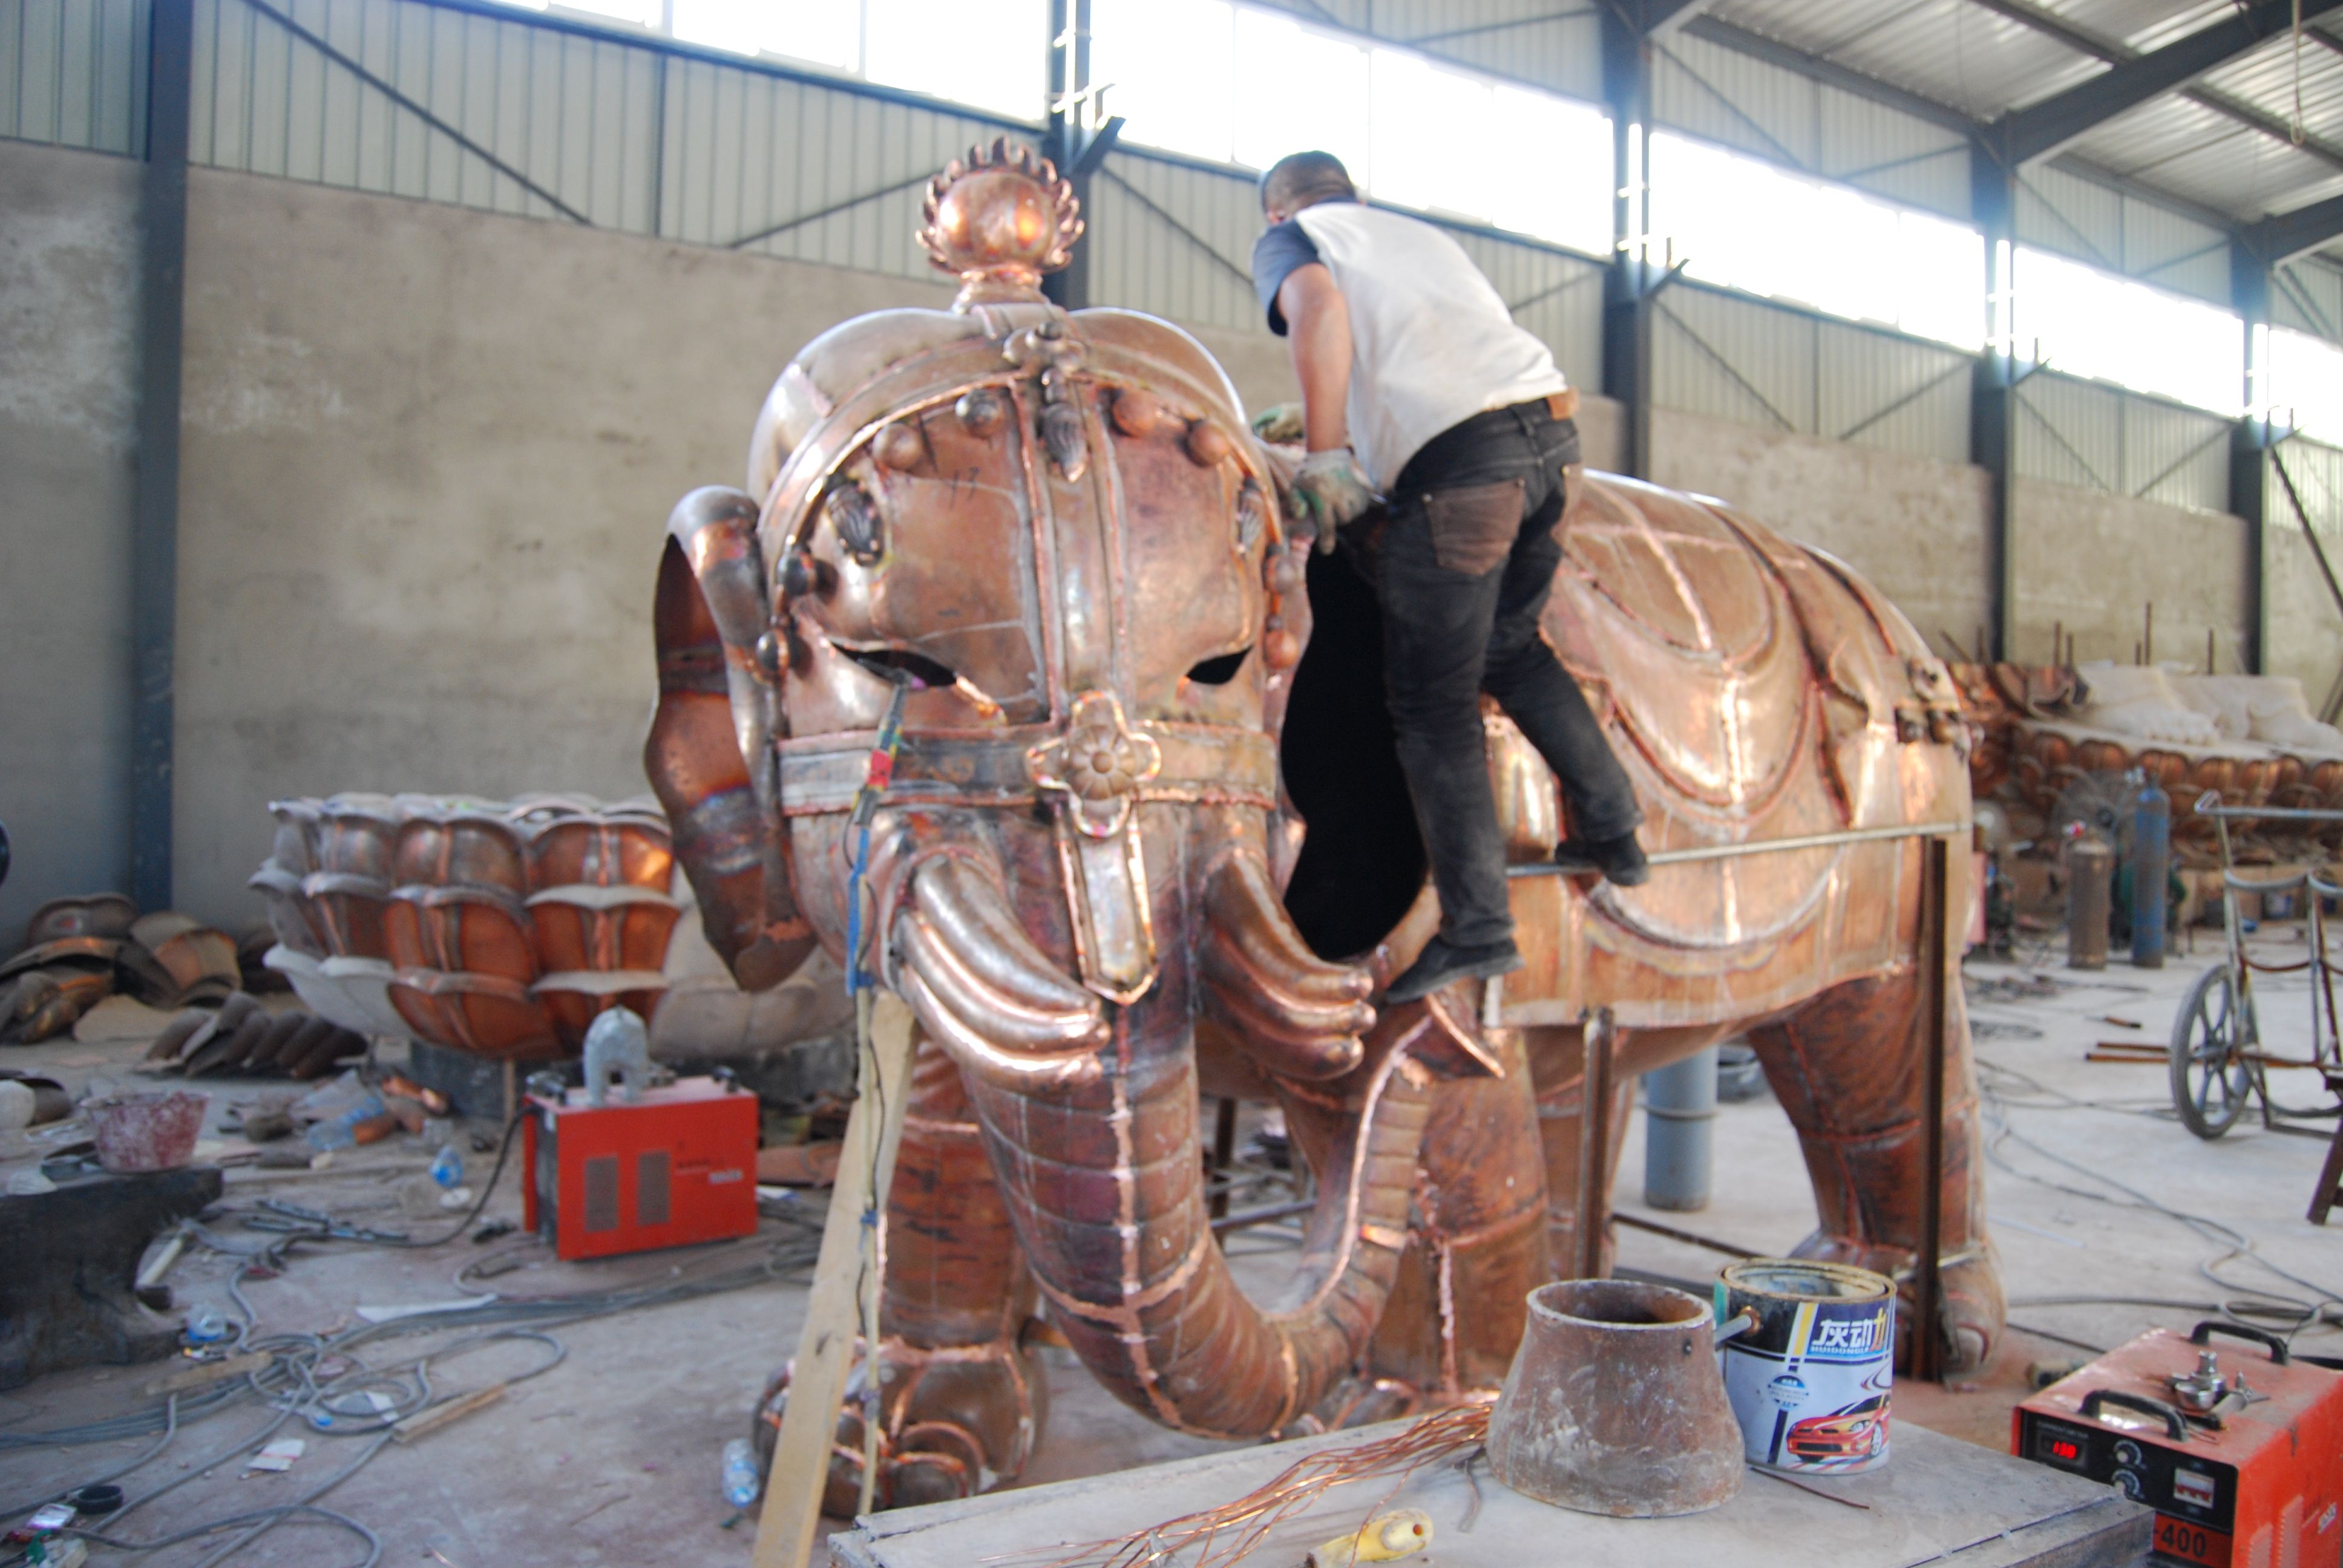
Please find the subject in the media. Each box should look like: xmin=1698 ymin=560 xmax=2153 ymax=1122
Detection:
xmin=917 ymin=136 xmax=1084 ymax=308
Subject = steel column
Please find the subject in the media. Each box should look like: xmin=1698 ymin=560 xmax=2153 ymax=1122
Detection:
xmin=132 ymin=0 xmax=194 ymax=914
xmin=1972 ymin=146 xmax=2019 ymax=663
xmin=1601 ymin=10 xmax=1653 ymax=478
xmin=2234 ymin=244 xmax=2271 ymax=675
xmin=1041 ymin=0 xmax=1119 ymax=310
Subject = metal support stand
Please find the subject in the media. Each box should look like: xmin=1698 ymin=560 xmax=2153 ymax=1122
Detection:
xmin=1571 ymin=1007 xmax=1617 ymax=1281
xmin=1913 ymin=834 xmax=1951 ymax=1384
xmin=1207 ymin=1096 xmax=1237 ymax=1220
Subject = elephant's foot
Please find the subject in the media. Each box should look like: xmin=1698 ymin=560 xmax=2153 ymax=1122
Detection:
xmin=1792 ymin=1233 xmax=2005 ymax=1374
xmin=753 ymin=1334 xmax=1046 ymax=1516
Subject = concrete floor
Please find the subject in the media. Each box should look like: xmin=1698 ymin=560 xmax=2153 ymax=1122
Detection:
xmin=2 ymin=935 xmax=2338 ymax=1564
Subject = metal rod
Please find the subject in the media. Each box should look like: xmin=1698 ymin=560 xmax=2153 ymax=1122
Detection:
xmin=1512 ymin=818 xmax=1970 ymax=877
xmin=2192 ymin=791 xmax=2343 ymax=823
xmin=1913 ymin=835 xmax=1951 ymax=1384
xmin=1611 ymin=1210 xmax=1757 ymax=1259
xmin=1571 ymin=1008 xmax=1617 ymax=1281
xmin=1209 ymin=1198 xmax=1312 ymax=1233
xmin=1208 ymin=1096 xmax=1237 ymax=1220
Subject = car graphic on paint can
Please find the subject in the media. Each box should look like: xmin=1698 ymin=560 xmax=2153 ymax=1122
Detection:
xmin=1784 ymin=1394 xmax=1889 ymax=1465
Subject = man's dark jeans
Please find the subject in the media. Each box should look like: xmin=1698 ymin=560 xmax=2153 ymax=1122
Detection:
xmin=1343 ymin=400 xmax=1642 ymax=948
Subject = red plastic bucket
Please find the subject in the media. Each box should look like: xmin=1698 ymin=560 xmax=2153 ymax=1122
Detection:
xmin=86 ymin=1091 xmax=208 ymax=1173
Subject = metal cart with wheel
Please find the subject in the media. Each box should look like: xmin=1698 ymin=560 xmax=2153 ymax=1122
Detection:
xmin=2170 ymin=795 xmax=2343 ymax=1193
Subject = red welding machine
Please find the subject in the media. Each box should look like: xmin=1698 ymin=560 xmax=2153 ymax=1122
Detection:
xmin=522 ymin=1076 xmax=759 ymax=1260
xmin=2014 ymin=1321 xmax=2342 ymax=1567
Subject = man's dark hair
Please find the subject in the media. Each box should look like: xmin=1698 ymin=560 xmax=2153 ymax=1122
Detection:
xmin=1259 ymin=151 xmax=1357 ymax=215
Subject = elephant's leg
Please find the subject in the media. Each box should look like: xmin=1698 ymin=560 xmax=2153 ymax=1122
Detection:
xmin=764 ymin=1033 xmax=1045 ymax=1515
xmin=1365 ymin=1026 xmax=1550 ymax=1403
xmin=1746 ymin=971 xmax=2004 ymax=1373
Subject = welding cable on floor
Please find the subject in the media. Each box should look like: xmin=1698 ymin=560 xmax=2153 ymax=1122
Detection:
xmin=1979 ymin=1076 xmax=2343 ymax=1343
xmin=65 ymin=1431 xmax=393 ymax=1568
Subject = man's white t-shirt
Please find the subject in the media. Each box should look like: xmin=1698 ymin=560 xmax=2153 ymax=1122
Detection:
xmin=1252 ymin=200 xmax=1568 ymax=491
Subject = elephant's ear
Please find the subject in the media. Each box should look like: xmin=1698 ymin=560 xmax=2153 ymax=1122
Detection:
xmin=645 ymin=486 xmax=814 ymax=991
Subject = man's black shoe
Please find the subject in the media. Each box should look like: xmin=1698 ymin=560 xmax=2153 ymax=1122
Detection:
xmin=1385 ymin=935 xmax=1524 ymax=1003
xmin=1552 ymin=832 xmax=1650 ymax=887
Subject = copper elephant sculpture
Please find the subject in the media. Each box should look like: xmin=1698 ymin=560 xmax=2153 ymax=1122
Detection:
xmin=644 ymin=140 xmax=2001 ymax=1512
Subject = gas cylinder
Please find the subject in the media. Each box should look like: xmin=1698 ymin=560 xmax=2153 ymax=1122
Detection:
xmin=2128 ymin=769 xmax=2169 ymax=968
xmin=2066 ymin=829 xmax=2113 ymax=971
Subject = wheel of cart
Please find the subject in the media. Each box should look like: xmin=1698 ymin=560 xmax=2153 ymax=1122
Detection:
xmin=2171 ymin=793 xmax=2343 ymax=1151
xmin=2170 ymin=959 xmax=2258 ymax=1138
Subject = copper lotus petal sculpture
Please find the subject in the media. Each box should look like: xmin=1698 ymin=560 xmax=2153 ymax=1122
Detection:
xmin=522 ymin=811 xmax=673 ymax=894
xmin=387 ymin=969 xmax=561 ymax=1060
xmin=384 ymin=886 xmax=538 ymax=986
xmin=531 ymin=970 xmax=669 ymax=1053
xmin=392 ymin=810 xmax=529 ymax=897
xmin=524 ymin=887 xmax=681 ymax=978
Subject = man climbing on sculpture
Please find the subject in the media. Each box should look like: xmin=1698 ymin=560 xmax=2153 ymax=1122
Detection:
xmin=1253 ymin=149 xmax=1648 ymax=1003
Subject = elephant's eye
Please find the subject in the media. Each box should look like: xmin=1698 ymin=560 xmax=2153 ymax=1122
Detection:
xmin=1185 ymin=647 xmax=1251 ymax=687
xmin=835 ymin=641 xmax=958 ymax=689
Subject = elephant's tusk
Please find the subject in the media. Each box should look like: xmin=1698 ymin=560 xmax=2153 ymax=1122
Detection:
xmin=906 ymin=858 xmax=1106 ymax=1021
xmin=1201 ymin=852 xmax=1376 ymax=1082
xmin=897 ymin=965 xmax=1106 ymax=1093
xmin=898 ymin=907 xmax=1110 ymax=1051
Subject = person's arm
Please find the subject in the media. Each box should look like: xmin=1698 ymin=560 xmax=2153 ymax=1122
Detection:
xmin=1276 ymin=263 xmax=1353 ymax=453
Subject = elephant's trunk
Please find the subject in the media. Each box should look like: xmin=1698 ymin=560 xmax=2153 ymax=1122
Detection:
xmin=963 ymin=991 xmax=1430 ymax=1437
xmin=890 ymin=845 xmax=1430 ymax=1437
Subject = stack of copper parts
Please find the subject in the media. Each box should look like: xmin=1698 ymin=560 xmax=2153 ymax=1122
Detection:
xmin=142 ymin=991 xmax=368 ymax=1080
xmin=1951 ymin=661 xmax=2343 ymax=857
xmin=1 ymin=894 xmax=243 ymax=1045
xmin=249 ymin=794 xmax=681 ymax=1060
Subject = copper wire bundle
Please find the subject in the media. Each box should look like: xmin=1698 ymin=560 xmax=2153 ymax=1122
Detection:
xmin=998 ymin=1403 xmax=1492 ymax=1568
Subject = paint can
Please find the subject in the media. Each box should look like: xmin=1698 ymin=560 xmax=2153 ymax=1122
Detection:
xmin=1714 ymin=1258 xmax=1895 ymax=1475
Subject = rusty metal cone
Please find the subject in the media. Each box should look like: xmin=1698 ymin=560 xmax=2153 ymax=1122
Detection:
xmin=1485 ymin=1279 xmax=1746 ymax=1517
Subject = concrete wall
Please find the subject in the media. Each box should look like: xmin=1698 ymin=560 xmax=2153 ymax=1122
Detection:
xmin=0 ymin=137 xmax=2298 ymax=940
xmin=171 ymin=167 xmax=1303 ymax=930
xmin=1649 ymin=407 xmax=1994 ymax=655
xmin=0 ymin=142 xmax=141 ymax=949
xmin=2008 ymin=479 xmax=2252 ymax=672
xmin=2266 ymin=524 xmax=2343 ymax=706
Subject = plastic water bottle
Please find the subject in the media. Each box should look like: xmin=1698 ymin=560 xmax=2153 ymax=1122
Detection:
xmin=429 ymin=1144 xmax=464 ymax=1189
xmin=305 ymin=1094 xmax=386 ymax=1152
xmin=183 ymin=1304 xmax=229 ymax=1345
xmin=721 ymin=1437 xmax=762 ymax=1509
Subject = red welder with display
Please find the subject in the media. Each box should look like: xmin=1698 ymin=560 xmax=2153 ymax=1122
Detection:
xmin=2014 ymin=1320 xmax=2343 ymax=1567
xmin=522 ymin=1010 xmax=761 ymax=1261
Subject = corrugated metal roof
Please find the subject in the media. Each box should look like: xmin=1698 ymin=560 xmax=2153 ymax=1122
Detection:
xmin=1708 ymin=0 xmax=2343 ymax=264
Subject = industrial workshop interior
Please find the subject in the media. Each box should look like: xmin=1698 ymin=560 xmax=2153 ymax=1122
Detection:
xmin=9 ymin=0 xmax=2343 ymax=1563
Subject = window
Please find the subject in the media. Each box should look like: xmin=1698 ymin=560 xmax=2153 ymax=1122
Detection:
xmin=1644 ymin=131 xmax=1984 ymax=348
xmin=670 ymin=0 xmax=859 ymax=71
xmin=2261 ymin=326 xmax=2343 ymax=445
xmin=499 ymin=0 xmax=1042 ymax=120
xmin=2010 ymin=246 xmax=2244 ymax=414
xmin=1093 ymin=0 xmax=1611 ymax=253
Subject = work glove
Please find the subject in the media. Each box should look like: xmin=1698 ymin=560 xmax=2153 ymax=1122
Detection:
xmin=1289 ymin=448 xmax=1378 ymax=546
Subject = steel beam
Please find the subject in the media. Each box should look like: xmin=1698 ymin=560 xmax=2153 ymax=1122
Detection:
xmin=1971 ymin=0 xmax=2343 ymax=172
xmin=132 ymin=0 xmax=193 ymax=913
xmin=1973 ymin=147 xmax=2019 ymax=662
xmin=2243 ymin=194 xmax=2343 ymax=267
xmin=1638 ymin=0 xmax=1719 ymax=39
